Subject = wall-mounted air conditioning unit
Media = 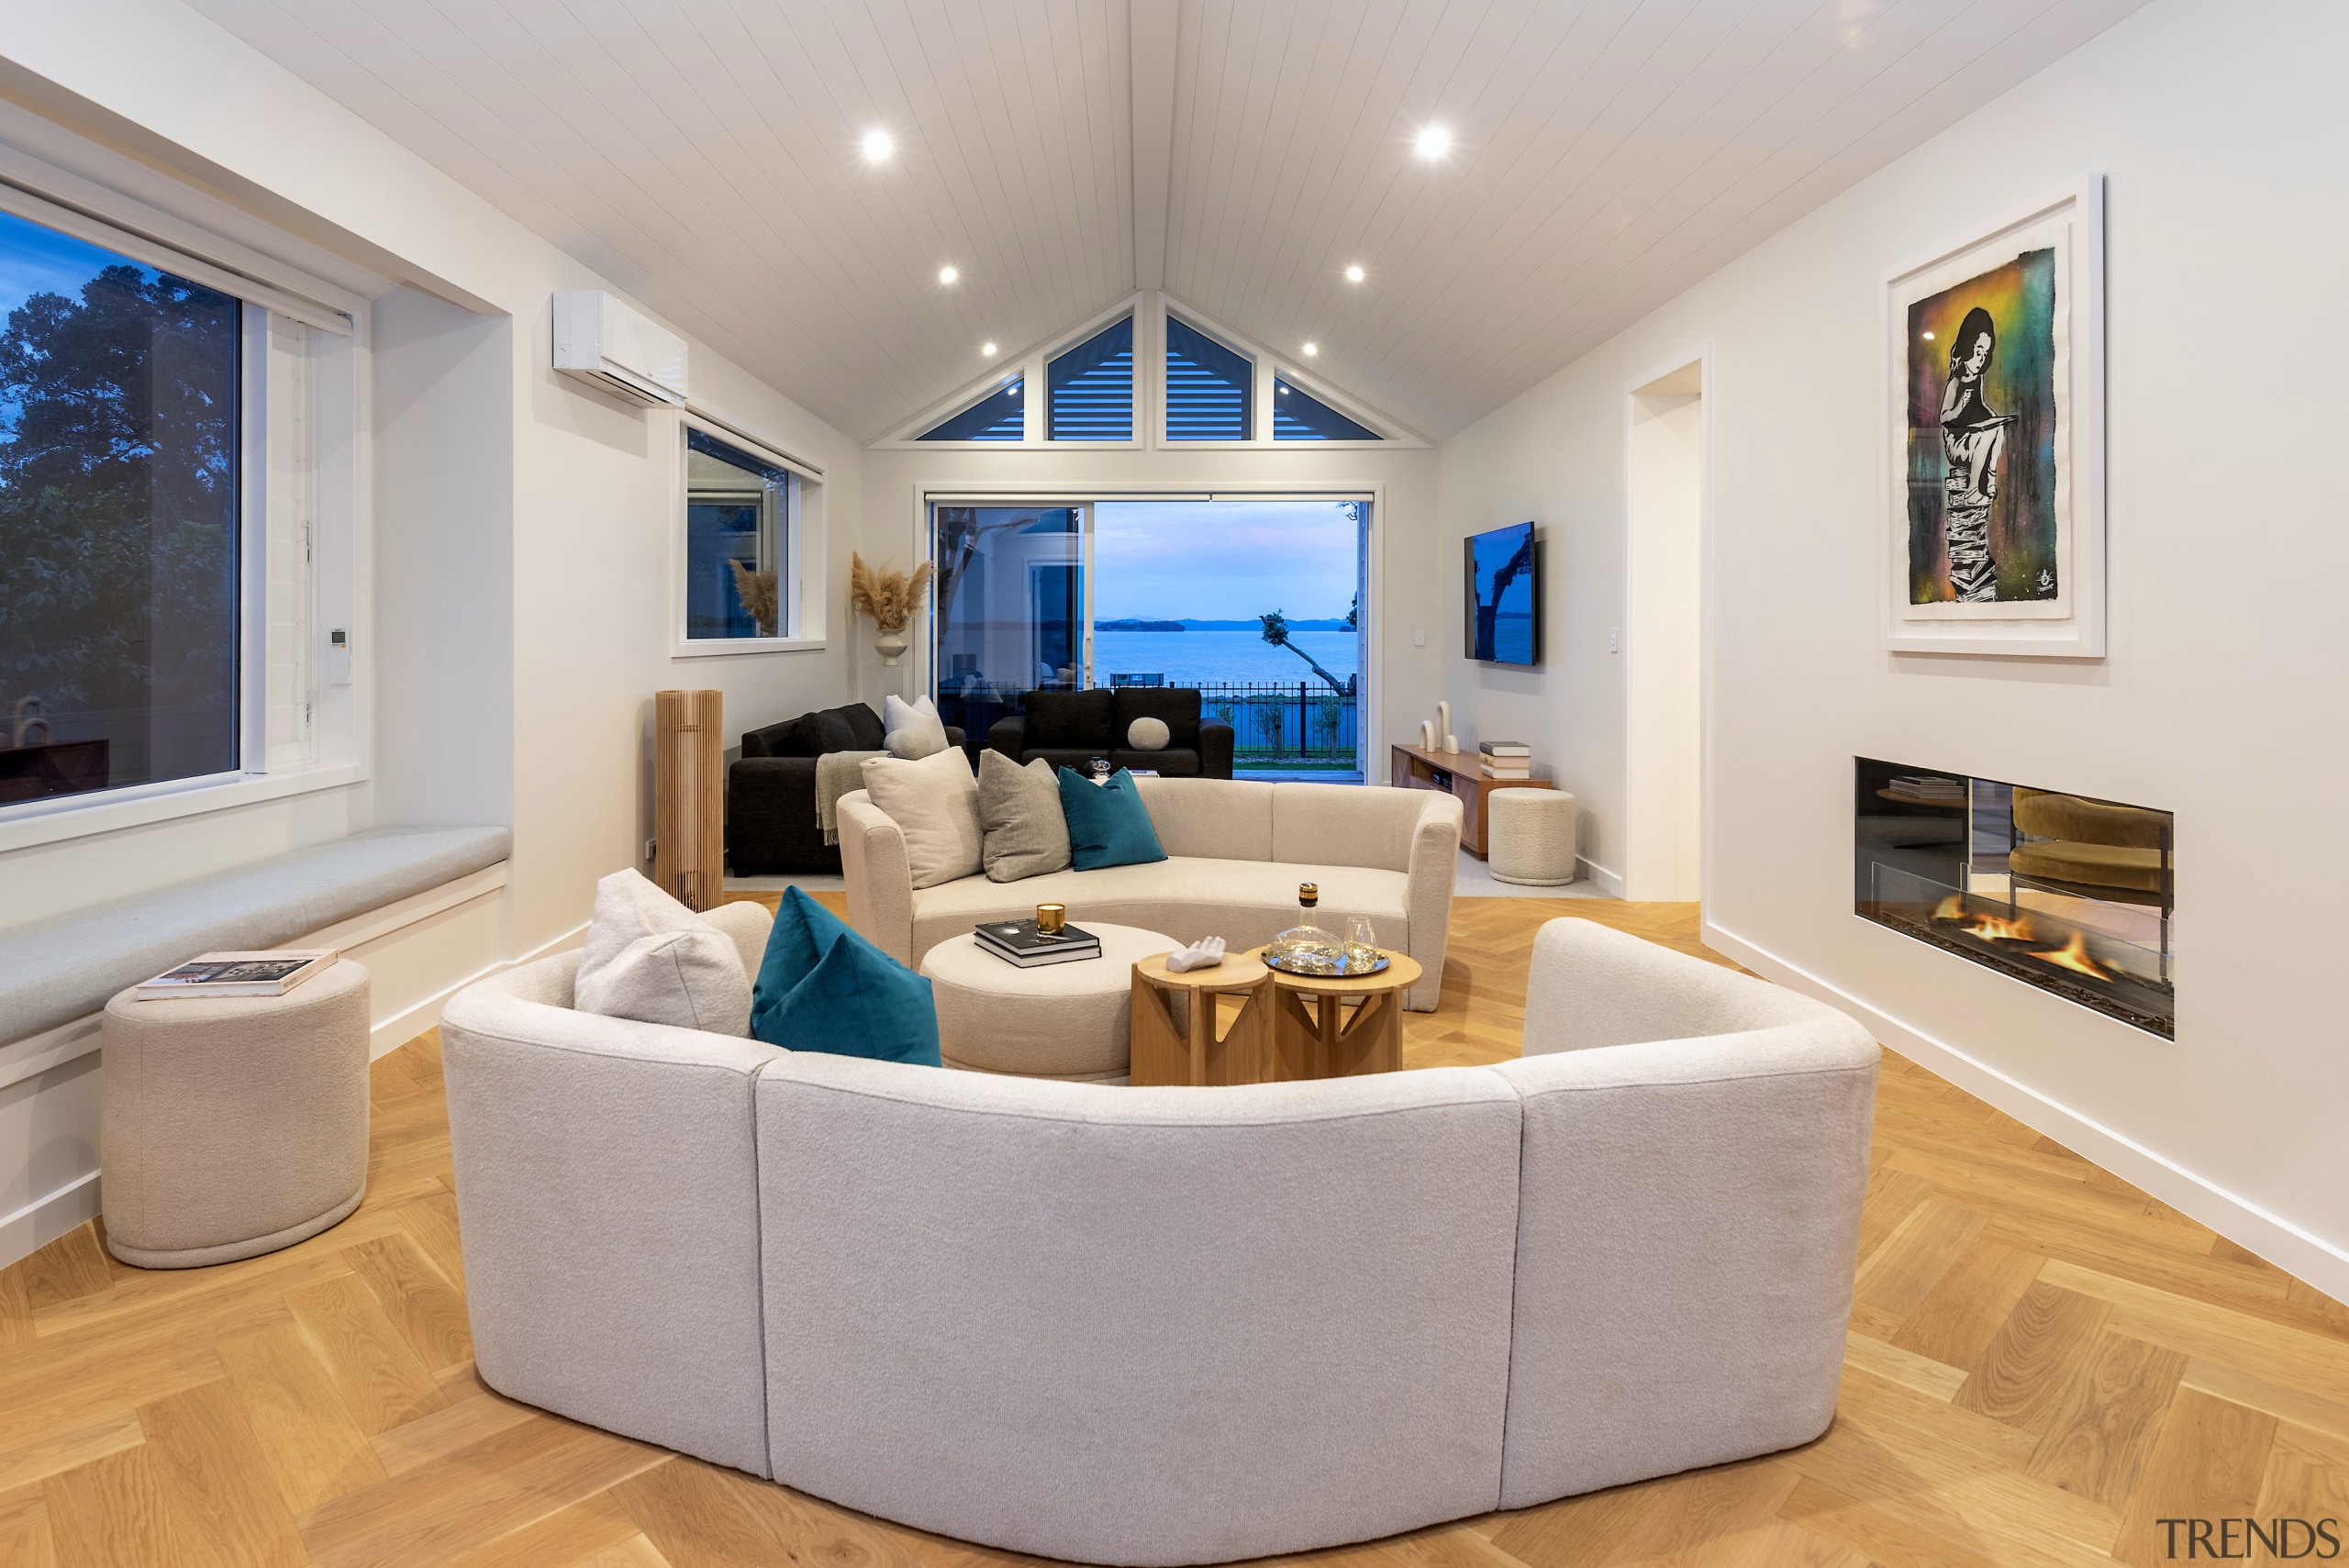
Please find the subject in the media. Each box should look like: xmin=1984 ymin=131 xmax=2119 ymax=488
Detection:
xmin=552 ymin=291 xmax=688 ymax=406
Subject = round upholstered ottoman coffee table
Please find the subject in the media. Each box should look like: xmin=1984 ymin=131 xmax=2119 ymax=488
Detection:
xmin=920 ymin=923 xmax=1174 ymax=1081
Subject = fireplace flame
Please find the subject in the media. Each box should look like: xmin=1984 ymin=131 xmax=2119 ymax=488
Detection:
xmin=2031 ymin=929 xmax=2116 ymax=983
xmin=1931 ymin=895 xmax=2040 ymax=945
xmin=1930 ymin=895 xmax=2118 ymax=983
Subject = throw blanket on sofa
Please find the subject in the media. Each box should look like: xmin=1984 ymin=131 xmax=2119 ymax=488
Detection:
xmin=817 ymin=750 xmax=887 ymax=845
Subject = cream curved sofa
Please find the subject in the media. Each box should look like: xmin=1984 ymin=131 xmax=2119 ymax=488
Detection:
xmin=439 ymin=910 xmax=1879 ymax=1567
xmin=838 ymin=776 xmax=1462 ymax=1011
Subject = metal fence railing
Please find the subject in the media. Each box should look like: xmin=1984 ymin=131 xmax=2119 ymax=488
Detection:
xmin=1197 ymin=680 xmax=1358 ymax=762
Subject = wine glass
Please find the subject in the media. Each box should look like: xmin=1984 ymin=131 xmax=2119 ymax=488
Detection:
xmin=1344 ymin=916 xmax=1378 ymax=971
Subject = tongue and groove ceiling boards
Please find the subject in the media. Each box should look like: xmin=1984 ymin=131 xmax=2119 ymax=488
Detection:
xmin=184 ymin=0 xmax=2144 ymax=442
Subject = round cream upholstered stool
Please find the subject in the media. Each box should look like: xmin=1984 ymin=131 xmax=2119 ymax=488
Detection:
xmin=1487 ymin=788 xmax=1581 ymax=886
xmin=920 ymin=923 xmax=1175 ymax=1081
xmin=100 ymin=960 xmax=371 ymax=1269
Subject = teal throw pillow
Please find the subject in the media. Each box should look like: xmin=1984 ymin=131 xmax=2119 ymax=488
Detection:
xmin=1056 ymin=766 xmax=1168 ymax=872
xmin=750 ymin=887 xmax=941 ymax=1066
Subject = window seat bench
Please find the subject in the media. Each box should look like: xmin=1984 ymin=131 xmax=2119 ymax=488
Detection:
xmin=0 ymin=826 xmax=512 ymax=1049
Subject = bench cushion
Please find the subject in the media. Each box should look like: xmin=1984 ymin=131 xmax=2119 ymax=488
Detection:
xmin=0 ymin=826 xmax=511 ymax=1045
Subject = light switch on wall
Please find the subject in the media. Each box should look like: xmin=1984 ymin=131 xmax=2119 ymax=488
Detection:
xmin=1413 ymin=629 xmax=1426 ymax=647
xmin=1609 ymin=627 xmax=1620 ymax=654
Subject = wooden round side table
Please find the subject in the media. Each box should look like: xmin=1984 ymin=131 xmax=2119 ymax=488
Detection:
xmin=1128 ymin=951 xmax=1275 ymax=1086
xmin=1244 ymin=948 xmax=1425 ymax=1082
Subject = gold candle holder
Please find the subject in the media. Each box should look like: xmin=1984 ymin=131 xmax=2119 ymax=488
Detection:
xmin=1035 ymin=903 xmax=1067 ymax=936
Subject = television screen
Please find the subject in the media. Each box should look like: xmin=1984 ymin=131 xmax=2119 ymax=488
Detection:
xmin=1465 ymin=521 xmax=1540 ymax=664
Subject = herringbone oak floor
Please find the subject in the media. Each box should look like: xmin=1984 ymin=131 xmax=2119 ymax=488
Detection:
xmin=4 ymin=895 xmax=2344 ymax=1567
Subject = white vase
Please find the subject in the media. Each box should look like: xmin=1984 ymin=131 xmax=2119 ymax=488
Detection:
xmin=874 ymin=628 xmax=908 ymax=667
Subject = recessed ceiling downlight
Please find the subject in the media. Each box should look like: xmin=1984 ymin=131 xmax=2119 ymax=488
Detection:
xmin=861 ymin=128 xmax=895 ymax=162
xmin=981 ymin=341 xmax=998 ymax=356
xmin=938 ymin=265 xmax=960 ymax=284
xmin=1344 ymin=264 xmax=1365 ymax=284
xmin=1413 ymin=125 xmax=1452 ymax=161
xmin=1302 ymin=342 xmax=1319 ymax=357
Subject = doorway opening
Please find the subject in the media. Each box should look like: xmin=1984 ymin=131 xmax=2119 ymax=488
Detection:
xmin=1625 ymin=360 xmax=1704 ymax=901
xmin=929 ymin=498 xmax=1369 ymax=782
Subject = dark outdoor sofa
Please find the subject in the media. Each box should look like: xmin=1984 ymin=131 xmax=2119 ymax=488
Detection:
xmin=986 ymin=687 xmax=1233 ymax=779
xmin=726 ymin=701 xmax=964 ymax=874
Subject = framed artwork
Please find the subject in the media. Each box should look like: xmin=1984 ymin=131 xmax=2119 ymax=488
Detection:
xmin=1885 ymin=174 xmax=2104 ymax=657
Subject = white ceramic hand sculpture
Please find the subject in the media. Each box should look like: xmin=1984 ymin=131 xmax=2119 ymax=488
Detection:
xmin=1164 ymin=936 xmax=1227 ymax=973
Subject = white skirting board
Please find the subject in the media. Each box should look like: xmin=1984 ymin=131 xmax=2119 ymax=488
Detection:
xmin=1576 ymin=858 xmax=1625 ymax=898
xmin=0 ymin=862 xmax=548 ymax=1273
xmin=1704 ymin=917 xmax=2349 ymax=1306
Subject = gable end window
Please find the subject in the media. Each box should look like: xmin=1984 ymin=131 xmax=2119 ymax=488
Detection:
xmin=919 ymin=376 xmax=1025 ymax=441
xmin=1047 ymin=317 xmax=1133 ymax=440
xmin=1164 ymin=316 xmax=1251 ymax=441
xmin=1275 ymin=376 xmax=1379 ymax=440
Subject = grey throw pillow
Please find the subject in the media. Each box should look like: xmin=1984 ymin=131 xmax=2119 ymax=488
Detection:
xmin=978 ymin=751 xmax=1072 ymax=882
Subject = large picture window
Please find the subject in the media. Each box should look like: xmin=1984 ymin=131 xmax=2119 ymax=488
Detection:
xmin=0 ymin=208 xmax=242 ymax=805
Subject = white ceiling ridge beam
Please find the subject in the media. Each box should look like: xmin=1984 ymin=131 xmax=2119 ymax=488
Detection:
xmin=1129 ymin=0 xmax=1178 ymax=294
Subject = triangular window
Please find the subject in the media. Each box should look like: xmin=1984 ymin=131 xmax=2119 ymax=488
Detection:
xmin=1165 ymin=316 xmax=1251 ymax=440
xmin=1274 ymin=376 xmax=1378 ymax=440
xmin=919 ymin=376 xmax=1025 ymax=440
xmin=1048 ymin=317 xmax=1133 ymax=440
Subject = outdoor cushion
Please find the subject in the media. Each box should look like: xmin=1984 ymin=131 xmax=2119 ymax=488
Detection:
xmin=1056 ymin=767 xmax=1169 ymax=872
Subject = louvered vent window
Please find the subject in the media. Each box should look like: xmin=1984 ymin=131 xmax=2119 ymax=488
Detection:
xmin=1275 ymin=377 xmax=1379 ymax=440
xmin=1164 ymin=316 xmax=1252 ymax=440
xmin=918 ymin=376 xmax=1025 ymax=440
xmin=1047 ymin=317 xmax=1133 ymax=440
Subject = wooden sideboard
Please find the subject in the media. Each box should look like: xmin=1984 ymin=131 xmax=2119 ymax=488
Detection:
xmin=1389 ymin=742 xmax=1552 ymax=860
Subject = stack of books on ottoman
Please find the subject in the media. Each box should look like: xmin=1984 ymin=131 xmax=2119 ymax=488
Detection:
xmin=975 ymin=918 xmax=1102 ymax=968
xmin=1479 ymin=741 xmax=1532 ymax=779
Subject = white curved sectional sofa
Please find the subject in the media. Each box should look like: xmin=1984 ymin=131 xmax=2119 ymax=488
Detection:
xmin=838 ymin=776 xmax=1462 ymax=1011
xmin=439 ymin=908 xmax=1879 ymax=1567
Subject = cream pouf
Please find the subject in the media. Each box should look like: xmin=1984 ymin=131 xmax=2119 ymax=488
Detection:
xmin=100 ymin=960 xmax=371 ymax=1268
xmin=920 ymin=923 xmax=1175 ymax=1081
xmin=1488 ymin=789 xmax=1580 ymax=886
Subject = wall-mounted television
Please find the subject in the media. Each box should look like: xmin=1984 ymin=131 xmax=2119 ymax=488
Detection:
xmin=1465 ymin=521 xmax=1541 ymax=665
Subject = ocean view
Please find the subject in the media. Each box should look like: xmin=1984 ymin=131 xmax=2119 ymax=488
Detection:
xmin=1093 ymin=628 xmax=1360 ymax=688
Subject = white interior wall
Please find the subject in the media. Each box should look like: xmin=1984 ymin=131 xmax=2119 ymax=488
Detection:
xmin=1624 ymin=373 xmax=1704 ymax=901
xmin=1435 ymin=0 xmax=2349 ymax=1294
xmin=860 ymin=446 xmax=1444 ymax=760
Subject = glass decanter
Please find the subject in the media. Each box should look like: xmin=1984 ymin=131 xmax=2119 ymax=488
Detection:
xmin=1264 ymin=883 xmax=1351 ymax=975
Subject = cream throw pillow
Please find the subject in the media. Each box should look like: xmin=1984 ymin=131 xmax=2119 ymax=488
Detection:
xmin=884 ymin=694 xmax=951 ymax=760
xmin=574 ymin=869 xmax=752 ymax=1035
xmin=977 ymin=750 xmax=1072 ymax=882
xmin=861 ymin=746 xmax=984 ymax=888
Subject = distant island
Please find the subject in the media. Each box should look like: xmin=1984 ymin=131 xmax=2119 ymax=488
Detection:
xmin=1095 ymin=617 xmax=1354 ymax=632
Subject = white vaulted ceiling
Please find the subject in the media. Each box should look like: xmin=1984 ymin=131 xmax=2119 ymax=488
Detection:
xmin=184 ymin=0 xmax=2143 ymax=441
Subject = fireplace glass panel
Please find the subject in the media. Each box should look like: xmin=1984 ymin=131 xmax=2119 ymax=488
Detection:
xmin=1855 ymin=759 xmax=2173 ymax=1038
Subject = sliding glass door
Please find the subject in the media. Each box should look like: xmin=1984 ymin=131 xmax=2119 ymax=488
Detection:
xmin=929 ymin=496 xmax=1369 ymax=780
xmin=930 ymin=505 xmax=1088 ymax=747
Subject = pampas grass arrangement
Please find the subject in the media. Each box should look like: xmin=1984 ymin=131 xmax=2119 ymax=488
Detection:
xmin=726 ymin=560 xmax=779 ymax=635
xmin=850 ymin=552 xmax=933 ymax=631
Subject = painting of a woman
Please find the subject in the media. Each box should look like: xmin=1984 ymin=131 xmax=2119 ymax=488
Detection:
xmin=1939 ymin=306 xmax=2015 ymax=602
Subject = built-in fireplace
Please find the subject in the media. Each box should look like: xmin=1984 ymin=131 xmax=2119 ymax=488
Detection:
xmin=1855 ymin=758 xmax=2174 ymax=1039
